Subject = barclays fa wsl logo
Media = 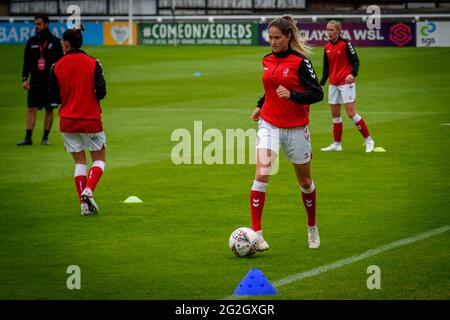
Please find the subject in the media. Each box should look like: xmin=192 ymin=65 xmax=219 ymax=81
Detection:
xmin=389 ymin=23 xmax=412 ymax=46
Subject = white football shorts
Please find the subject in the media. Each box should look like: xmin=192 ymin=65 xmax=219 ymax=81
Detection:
xmin=328 ymin=83 xmax=356 ymax=104
xmin=62 ymin=131 xmax=106 ymax=153
xmin=256 ymin=118 xmax=312 ymax=165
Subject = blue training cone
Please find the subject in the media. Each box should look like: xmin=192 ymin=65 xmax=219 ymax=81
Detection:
xmin=233 ymin=268 xmax=277 ymax=296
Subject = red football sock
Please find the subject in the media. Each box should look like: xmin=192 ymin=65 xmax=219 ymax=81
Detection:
xmin=355 ymin=118 xmax=370 ymax=139
xmin=333 ymin=122 xmax=343 ymax=143
xmin=301 ymin=186 xmax=316 ymax=227
xmin=250 ymin=190 xmax=266 ymax=232
xmin=86 ymin=165 xmax=104 ymax=192
xmin=74 ymin=175 xmax=87 ymax=203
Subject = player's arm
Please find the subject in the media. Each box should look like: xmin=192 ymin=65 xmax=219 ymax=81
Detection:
xmin=319 ymin=48 xmax=329 ymax=86
xmin=55 ymin=38 xmax=64 ymax=61
xmin=256 ymin=94 xmax=265 ymax=109
xmin=22 ymin=40 xmax=31 ymax=89
xmin=250 ymin=94 xmax=264 ymax=121
xmin=94 ymin=59 xmax=106 ymax=101
xmin=289 ymin=59 xmax=324 ymax=105
xmin=48 ymin=64 xmax=61 ymax=107
xmin=346 ymin=41 xmax=359 ymax=77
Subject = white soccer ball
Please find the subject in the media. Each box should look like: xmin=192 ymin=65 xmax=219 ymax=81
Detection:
xmin=229 ymin=227 xmax=258 ymax=257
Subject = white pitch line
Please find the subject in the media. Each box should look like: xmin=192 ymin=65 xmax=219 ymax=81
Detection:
xmin=224 ymin=225 xmax=450 ymax=300
xmin=440 ymin=123 xmax=450 ymax=126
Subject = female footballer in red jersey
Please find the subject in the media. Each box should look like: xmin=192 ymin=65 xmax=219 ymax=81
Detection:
xmin=320 ymin=20 xmax=375 ymax=153
xmin=49 ymin=27 xmax=107 ymax=215
xmin=249 ymin=16 xmax=324 ymax=249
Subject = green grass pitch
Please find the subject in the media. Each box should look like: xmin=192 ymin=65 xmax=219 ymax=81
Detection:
xmin=0 ymin=45 xmax=449 ymax=299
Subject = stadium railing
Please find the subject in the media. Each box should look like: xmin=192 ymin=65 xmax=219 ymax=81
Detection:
xmin=2 ymin=13 xmax=450 ymax=22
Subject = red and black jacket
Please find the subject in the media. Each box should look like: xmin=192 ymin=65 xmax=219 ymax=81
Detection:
xmin=49 ymin=49 xmax=106 ymax=133
xmin=320 ymin=36 xmax=359 ymax=86
xmin=256 ymin=47 xmax=323 ymax=128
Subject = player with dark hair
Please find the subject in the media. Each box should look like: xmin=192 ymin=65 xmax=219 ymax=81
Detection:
xmin=249 ymin=16 xmax=324 ymax=250
xmin=18 ymin=14 xmax=63 ymax=146
xmin=320 ymin=20 xmax=375 ymax=153
xmin=49 ymin=26 xmax=107 ymax=215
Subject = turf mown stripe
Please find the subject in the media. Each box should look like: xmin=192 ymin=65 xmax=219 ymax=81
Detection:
xmin=224 ymin=225 xmax=450 ymax=300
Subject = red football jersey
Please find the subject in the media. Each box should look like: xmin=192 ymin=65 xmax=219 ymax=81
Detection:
xmin=259 ymin=48 xmax=323 ymax=129
xmin=320 ymin=37 xmax=359 ymax=86
xmin=50 ymin=49 xmax=106 ymax=133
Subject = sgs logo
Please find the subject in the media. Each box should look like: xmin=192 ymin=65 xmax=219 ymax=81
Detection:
xmin=421 ymin=38 xmax=436 ymax=46
xmin=420 ymin=22 xmax=437 ymax=47
xmin=420 ymin=22 xmax=437 ymax=36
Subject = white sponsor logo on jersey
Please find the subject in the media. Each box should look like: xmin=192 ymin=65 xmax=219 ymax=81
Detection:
xmin=348 ymin=42 xmax=356 ymax=54
xmin=304 ymin=59 xmax=316 ymax=79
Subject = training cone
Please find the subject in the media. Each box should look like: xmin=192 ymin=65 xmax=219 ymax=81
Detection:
xmin=233 ymin=268 xmax=277 ymax=296
xmin=123 ymin=196 xmax=143 ymax=203
xmin=373 ymin=147 xmax=386 ymax=152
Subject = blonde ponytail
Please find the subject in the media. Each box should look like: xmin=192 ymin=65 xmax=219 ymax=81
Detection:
xmin=269 ymin=15 xmax=312 ymax=57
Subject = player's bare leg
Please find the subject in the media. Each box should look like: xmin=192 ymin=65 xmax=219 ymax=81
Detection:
xmin=71 ymin=150 xmax=91 ymax=215
xmin=344 ymin=102 xmax=375 ymax=152
xmin=42 ymin=108 xmax=53 ymax=145
xmin=344 ymin=101 xmax=356 ymax=118
xmin=17 ymin=107 xmax=37 ymax=146
xmin=251 ymin=148 xmax=277 ymax=251
xmin=321 ymin=104 xmax=343 ymax=151
xmin=90 ymin=148 xmax=106 ymax=163
xmin=294 ymin=161 xmax=320 ymax=249
xmin=27 ymin=107 xmax=37 ymax=130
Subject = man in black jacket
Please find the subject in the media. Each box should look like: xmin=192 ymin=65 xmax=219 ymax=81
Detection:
xmin=18 ymin=14 xmax=63 ymax=146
